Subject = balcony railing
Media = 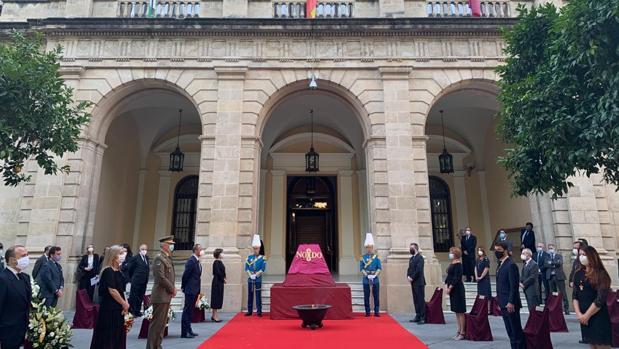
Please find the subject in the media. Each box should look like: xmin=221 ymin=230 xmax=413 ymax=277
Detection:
xmin=118 ymin=0 xmax=200 ymax=18
xmin=273 ymin=2 xmax=353 ymax=18
xmin=426 ymin=1 xmax=511 ymax=18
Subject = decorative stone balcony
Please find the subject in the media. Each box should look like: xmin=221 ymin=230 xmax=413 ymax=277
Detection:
xmin=273 ymin=1 xmax=354 ymax=18
xmin=426 ymin=1 xmax=511 ymax=18
xmin=117 ymin=0 xmax=201 ymax=18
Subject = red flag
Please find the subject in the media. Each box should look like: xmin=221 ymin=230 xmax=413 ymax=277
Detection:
xmin=306 ymin=0 xmax=317 ymax=18
xmin=469 ymin=0 xmax=481 ymax=17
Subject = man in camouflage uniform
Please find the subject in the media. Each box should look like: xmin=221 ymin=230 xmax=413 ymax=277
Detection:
xmin=146 ymin=236 xmax=176 ymax=349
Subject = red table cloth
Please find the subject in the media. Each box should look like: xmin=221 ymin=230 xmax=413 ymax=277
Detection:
xmin=72 ymin=289 xmax=99 ymax=329
xmin=546 ymin=293 xmax=568 ymax=332
xmin=269 ymin=283 xmax=353 ymax=320
xmin=424 ymin=287 xmax=445 ymax=324
xmin=524 ymin=307 xmax=553 ymax=349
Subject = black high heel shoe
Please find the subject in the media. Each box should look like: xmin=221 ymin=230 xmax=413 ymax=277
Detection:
xmin=211 ymin=317 xmax=222 ymax=323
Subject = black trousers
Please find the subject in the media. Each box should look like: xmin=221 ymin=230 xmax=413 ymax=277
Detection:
xmin=181 ymin=293 xmax=196 ymax=336
xmin=501 ymin=308 xmax=525 ymax=349
xmin=411 ymin=283 xmax=425 ymax=319
xmin=363 ymin=282 xmax=380 ymax=315
xmin=549 ymin=276 xmax=569 ymax=311
xmin=247 ymin=280 xmax=262 ymax=314
xmin=128 ymin=281 xmax=147 ymax=316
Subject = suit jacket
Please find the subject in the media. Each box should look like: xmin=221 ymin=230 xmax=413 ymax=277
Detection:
xmin=36 ymin=259 xmax=64 ymax=301
xmin=545 ymin=253 xmax=566 ymax=280
xmin=495 ymin=257 xmax=522 ymax=309
xmin=151 ymin=251 xmax=175 ymax=304
xmin=569 ymin=256 xmax=581 ymax=285
xmin=32 ymin=254 xmax=48 ymax=280
xmin=0 ymin=268 xmax=32 ymax=348
xmin=181 ymin=256 xmax=202 ymax=296
xmin=460 ymin=234 xmax=477 ymax=258
xmin=128 ymin=254 xmax=150 ymax=285
xmin=78 ymin=254 xmax=101 ymax=281
xmin=520 ymin=228 xmax=536 ymax=251
xmin=534 ymin=251 xmax=548 ymax=278
xmin=407 ymin=254 xmax=426 ymax=287
xmin=521 ymin=260 xmax=540 ymax=300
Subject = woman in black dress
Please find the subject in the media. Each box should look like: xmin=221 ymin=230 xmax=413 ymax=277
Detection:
xmin=211 ymin=248 xmax=226 ymax=322
xmin=573 ymin=246 xmax=611 ymax=349
xmin=445 ymin=247 xmax=466 ymax=340
xmin=91 ymin=245 xmax=130 ymax=349
xmin=78 ymin=244 xmax=100 ymax=301
xmin=475 ymin=247 xmax=491 ymax=298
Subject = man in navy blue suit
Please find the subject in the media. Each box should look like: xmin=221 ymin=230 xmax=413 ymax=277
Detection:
xmin=181 ymin=244 xmax=203 ymax=338
xmin=0 ymin=245 xmax=32 ymax=349
xmin=495 ymin=241 xmax=525 ymax=349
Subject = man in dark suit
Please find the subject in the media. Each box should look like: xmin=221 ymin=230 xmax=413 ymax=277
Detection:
xmin=407 ymin=242 xmax=425 ymax=324
xmin=127 ymin=243 xmax=150 ymax=317
xmin=0 ymin=245 xmax=32 ymax=349
xmin=32 ymin=245 xmax=51 ymax=279
xmin=520 ymin=222 xmax=536 ymax=253
xmin=460 ymin=227 xmax=477 ymax=282
xmin=519 ymin=248 xmax=540 ymax=311
xmin=0 ymin=242 xmax=5 ymax=271
xmin=36 ymin=246 xmax=64 ymax=307
xmin=545 ymin=243 xmax=569 ymax=315
xmin=569 ymin=239 xmax=588 ymax=289
xmin=495 ymin=241 xmax=525 ymax=349
xmin=534 ymin=242 xmax=549 ymax=303
xmin=181 ymin=244 xmax=202 ymax=338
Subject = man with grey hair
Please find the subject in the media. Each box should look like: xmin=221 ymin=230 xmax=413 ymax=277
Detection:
xmin=545 ymin=243 xmax=569 ymax=314
xmin=519 ymin=248 xmax=540 ymax=311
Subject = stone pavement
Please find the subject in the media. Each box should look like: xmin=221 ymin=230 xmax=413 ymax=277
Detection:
xmin=66 ymin=311 xmax=588 ymax=348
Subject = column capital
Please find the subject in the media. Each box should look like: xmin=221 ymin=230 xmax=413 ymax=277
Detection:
xmin=338 ymin=170 xmax=354 ymax=177
xmin=214 ymin=66 xmax=248 ymax=80
xmin=363 ymin=136 xmax=386 ymax=149
xmin=378 ymin=66 xmax=412 ymax=79
xmin=270 ymin=169 xmax=286 ymax=177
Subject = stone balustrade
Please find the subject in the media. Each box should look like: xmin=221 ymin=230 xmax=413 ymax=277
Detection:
xmin=117 ymin=0 xmax=200 ymax=18
xmin=273 ymin=1 xmax=354 ymax=18
xmin=426 ymin=1 xmax=511 ymax=17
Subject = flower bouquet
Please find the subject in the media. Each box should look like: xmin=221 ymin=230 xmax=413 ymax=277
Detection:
xmin=143 ymin=306 xmax=175 ymax=323
xmin=196 ymin=294 xmax=210 ymax=310
xmin=27 ymin=279 xmax=73 ymax=348
xmin=123 ymin=313 xmax=135 ymax=333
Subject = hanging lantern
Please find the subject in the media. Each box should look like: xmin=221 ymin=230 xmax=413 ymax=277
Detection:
xmin=169 ymin=109 xmax=185 ymax=172
xmin=305 ymin=109 xmax=319 ymax=172
xmin=439 ymin=110 xmax=454 ymax=174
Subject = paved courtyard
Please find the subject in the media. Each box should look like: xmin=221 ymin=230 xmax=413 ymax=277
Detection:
xmin=66 ymin=311 xmax=588 ymax=348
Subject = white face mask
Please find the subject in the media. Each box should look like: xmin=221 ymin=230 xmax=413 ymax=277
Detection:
xmin=169 ymin=244 xmax=175 ymax=252
xmin=478 ymin=251 xmax=483 ymax=256
xmin=17 ymin=256 xmax=30 ymax=270
xmin=499 ymin=233 xmax=506 ymax=240
xmin=548 ymin=248 xmax=555 ymax=254
xmin=536 ymin=247 xmax=543 ymax=252
xmin=521 ymin=254 xmax=528 ymax=261
xmin=140 ymin=249 xmax=147 ymax=256
xmin=465 ymin=230 xmax=471 ymax=235
xmin=199 ymin=250 xmax=205 ymax=257
xmin=572 ymin=248 xmax=579 ymax=256
xmin=448 ymin=253 xmax=455 ymax=260
xmin=119 ymin=253 xmax=127 ymax=263
xmin=87 ymin=247 xmax=94 ymax=253
xmin=579 ymin=255 xmax=588 ymax=266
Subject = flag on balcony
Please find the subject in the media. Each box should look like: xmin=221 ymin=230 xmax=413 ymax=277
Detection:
xmin=469 ymin=0 xmax=481 ymax=17
xmin=146 ymin=0 xmax=156 ymax=17
xmin=306 ymin=0 xmax=317 ymax=18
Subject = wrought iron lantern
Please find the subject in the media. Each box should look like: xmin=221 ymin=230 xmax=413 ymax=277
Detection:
xmin=305 ymin=109 xmax=319 ymax=172
xmin=439 ymin=110 xmax=454 ymax=174
xmin=169 ymin=109 xmax=185 ymax=172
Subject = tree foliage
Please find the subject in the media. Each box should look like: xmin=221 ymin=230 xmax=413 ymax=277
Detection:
xmin=0 ymin=31 xmax=90 ymax=186
xmin=497 ymin=1 xmax=619 ymax=198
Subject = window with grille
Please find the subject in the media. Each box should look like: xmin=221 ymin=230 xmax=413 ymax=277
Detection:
xmin=429 ymin=176 xmax=454 ymax=252
xmin=171 ymin=175 xmax=198 ymax=251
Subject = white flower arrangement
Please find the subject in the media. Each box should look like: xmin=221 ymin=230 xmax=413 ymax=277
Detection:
xmin=196 ymin=294 xmax=210 ymax=310
xmin=26 ymin=279 xmax=73 ymax=348
xmin=143 ymin=305 xmax=175 ymax=323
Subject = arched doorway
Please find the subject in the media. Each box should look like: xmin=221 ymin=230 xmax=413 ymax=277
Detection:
xmin=429 ymin=176 xmax=454 ymax=253
xmin=92 ymin=82 xmax=202 ymax=252
xmin=286 ymin=176 xmax=338 ymax=271
xmin=257 ymin=85 xmax=369 ymax=276
xmin=171 ymin=175 xmax=199 ymax=251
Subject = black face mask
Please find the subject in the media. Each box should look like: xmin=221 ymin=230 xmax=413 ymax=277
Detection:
xmin=410 ymin=248 xmax=416 ymax=255
xmin=495 ymin=250 xmax=505 ymax=260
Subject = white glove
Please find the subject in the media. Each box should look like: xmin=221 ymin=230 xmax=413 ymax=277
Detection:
xmin=250 ymin=274 xmax=256 ymax=280
xmin=407 ymin=276 xmax=413 ymax=282
xmin=368 ymin=275 xmax=375 ymax=280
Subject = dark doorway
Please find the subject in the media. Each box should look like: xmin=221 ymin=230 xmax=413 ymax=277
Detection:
xmin=171 ymin=175 xmax=198 ymax=250
xmin=286 ymin=176 xmax=338 ymax=272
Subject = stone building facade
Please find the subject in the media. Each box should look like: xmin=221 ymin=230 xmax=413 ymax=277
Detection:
xmin=0 ymin=0 xmax=617 ymax=313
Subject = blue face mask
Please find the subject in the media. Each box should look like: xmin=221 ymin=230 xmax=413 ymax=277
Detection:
xmin=54 ymin=255 xmax=62 ymax=262
xmin=499 ymin=233 xmax=506 ymax=240
xmin=169 ymin=244 xmax=175 ymax=252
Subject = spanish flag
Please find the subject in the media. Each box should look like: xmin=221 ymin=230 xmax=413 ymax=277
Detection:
xmin=306 ymin=0 xmax=317 ymax=18
xmin=469 ymin=0 xmax=481 ymax=17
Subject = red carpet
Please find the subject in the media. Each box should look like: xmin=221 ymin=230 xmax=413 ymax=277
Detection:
xmin=199 ymin=313 xmax=428 ymax=349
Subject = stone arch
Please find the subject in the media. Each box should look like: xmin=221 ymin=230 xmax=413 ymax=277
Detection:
xmin=253 ymin=78 xmax=373 ymax=142
xmin=85 ymin=78 xmax=202 ymax=145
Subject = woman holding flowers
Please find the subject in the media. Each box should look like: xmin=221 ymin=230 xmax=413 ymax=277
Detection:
xmin=91 ymin=245 xmax=130 ymax=349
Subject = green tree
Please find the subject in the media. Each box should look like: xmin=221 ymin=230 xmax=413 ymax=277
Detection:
xmin=497 ymin=1 xmax=619 ymax=198
xmin=0 ymin=31 xmax=90 ymax=186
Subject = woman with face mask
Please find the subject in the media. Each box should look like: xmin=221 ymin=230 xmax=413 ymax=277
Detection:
xmin=445 ymin=247 xmax=466 ymax=340
xmin=210 ymin=248 xmax=226 ymax=322
xmin=77 ymin=244 xmax=100 ymax=301
xmin=572 ymin=246 xmax=612 ymax=349
xmin=475 ymin=247 xmax=492 ymax=299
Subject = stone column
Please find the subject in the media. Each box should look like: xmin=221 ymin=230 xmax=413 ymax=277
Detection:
xmin=153 ymin=171 xmax=171 ymax=248
xmin=268 ymin=170 xmax=286 ymax=275
xmin=477 ymin=171 xmax=492 ymax=237
xmin=338 ymin=170 xmax=356 ymax=275
xmin=131 ymin=169 xmax=148 ymax=249
xmin=452 ymin=170 xmax=469 ymax=231
xmin=201 ymin=67 xmax=248 ymax=312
